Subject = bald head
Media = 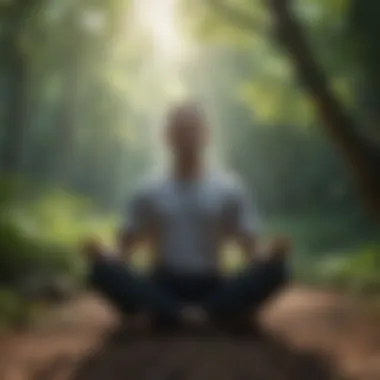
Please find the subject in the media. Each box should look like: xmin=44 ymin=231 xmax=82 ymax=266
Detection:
xmin=165 ymin=102 xmax=209 ymax=161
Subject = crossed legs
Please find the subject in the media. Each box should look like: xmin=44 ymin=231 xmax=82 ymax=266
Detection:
xmin=85 ymin=239 xmax=290 ymax=327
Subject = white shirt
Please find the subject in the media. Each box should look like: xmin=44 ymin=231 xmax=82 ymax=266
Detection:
xmin=123 ymin=171 xmax=261 ymax=274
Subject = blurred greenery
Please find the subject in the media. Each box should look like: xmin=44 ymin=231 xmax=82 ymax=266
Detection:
xmin=0 ymin=179 xmax=118 ymax=327
xmin=297 ymin=245 xmax=380 ymax=294
xmin=0 ymin=0 xmax=379 ymax=327
xmin=0 ymin=176 xmax=378 ymax=328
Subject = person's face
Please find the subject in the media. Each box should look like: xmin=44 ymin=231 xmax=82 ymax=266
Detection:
xmin=166 ymin=109 xmax=209 ymax=159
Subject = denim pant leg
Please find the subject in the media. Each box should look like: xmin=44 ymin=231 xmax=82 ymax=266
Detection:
xmin=89 ymin=257 xmax=182 ymax=319
xmin=203 ymin=258 xmax=288 ymax=318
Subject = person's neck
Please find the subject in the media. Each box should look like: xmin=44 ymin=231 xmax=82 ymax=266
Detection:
xmin=173 ymin=158 xmax=203 ymax=182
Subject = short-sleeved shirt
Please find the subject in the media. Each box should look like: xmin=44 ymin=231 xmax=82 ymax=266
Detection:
xmin=123 ymin=172 xmax=261 ymax=274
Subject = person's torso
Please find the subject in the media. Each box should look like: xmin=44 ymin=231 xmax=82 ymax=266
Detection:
xmin=144 ymin=173 xmax=236 ymax=274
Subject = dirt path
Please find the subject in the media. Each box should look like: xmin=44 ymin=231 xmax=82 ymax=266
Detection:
xmin=0 ymin=287 xmax=380 ymax=380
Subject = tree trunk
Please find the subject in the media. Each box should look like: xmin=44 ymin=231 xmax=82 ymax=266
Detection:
xmin=52 ymin=67 xmax=77 ymax=186
xmin=1 ymin=46 xmax=28 ymax=173
xmin=268 ymin=0 xmax=380 ymax=216
xmin=51 ymin=9 xmax=85 ymax=188
xmin=0 ymin=0 xmax=34 ymax=174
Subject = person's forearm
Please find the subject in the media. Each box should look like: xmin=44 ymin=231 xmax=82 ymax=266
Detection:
xmin=118 ymin=231 xmax=140 ymax=260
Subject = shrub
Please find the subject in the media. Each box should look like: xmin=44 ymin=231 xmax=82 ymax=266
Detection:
xmin=316 ymin=245 xmax=380 ymax=293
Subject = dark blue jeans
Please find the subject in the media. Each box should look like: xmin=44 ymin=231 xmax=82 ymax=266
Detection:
xmin=89 ymin=257 xmax=288 ymax=321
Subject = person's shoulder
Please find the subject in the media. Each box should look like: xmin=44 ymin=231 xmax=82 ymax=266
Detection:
xmin=209 ymin=170 xmax=246 ymax=195
xmin=133 ymin=172 xmax=170 ymax=199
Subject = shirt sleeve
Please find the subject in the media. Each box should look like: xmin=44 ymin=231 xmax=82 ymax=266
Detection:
xmin=228 ymin=181 xmax=261 ymax=237
xmin=122 ymin=188 xmax=153 ymax=236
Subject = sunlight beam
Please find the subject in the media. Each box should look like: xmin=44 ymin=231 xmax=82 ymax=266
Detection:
xmin=131 ymin=0 xmax=184 ymax=60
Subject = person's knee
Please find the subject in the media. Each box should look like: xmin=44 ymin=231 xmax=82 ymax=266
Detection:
xmin=267 ymin=235 xmax=292 ymax=261
xmin=269 ymin=236 xmax=291 ymax=285
xmin=245 ymin=253 xmax=289 ymax=289
xmin=86 ymin=248 xmax=129 ymax=291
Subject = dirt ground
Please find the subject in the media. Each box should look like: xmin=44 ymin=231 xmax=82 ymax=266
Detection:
xmin=1 ymin=287 xmax=380 ymax=380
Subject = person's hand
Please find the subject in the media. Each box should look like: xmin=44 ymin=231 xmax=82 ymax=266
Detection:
xmin=81 ymin=236 xmax=106 ymax=260
xmin=251 ymin=236 xmax=291 ymax=264
xmin=268 ymin=236 xmax=291 ymax=260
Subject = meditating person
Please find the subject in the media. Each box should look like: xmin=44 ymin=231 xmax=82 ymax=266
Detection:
xmin=83 ymin=102 xmax=289 ymax=331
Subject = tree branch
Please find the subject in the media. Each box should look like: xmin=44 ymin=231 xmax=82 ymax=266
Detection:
xmin=207 ymin=0 xmax=380 ymax=213
xmin=268 ymin=0 xmax=380 ymax=214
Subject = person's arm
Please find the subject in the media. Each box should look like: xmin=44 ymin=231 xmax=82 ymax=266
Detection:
xmin=236 ymin=232 xmax=259 ymax=263
xmin=228 ymin=182 xmax=262 ymax=262
xmin=230 ymin=185 xmax=292 ymax=262
xmin=119 ymin=189 xmax=152 ymax=260
xmin=118 ymin=230 xmax=143 ymax=259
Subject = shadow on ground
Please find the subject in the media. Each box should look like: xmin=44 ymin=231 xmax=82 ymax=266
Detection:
xmin=33 ymin=326 xmax=346 ymax=380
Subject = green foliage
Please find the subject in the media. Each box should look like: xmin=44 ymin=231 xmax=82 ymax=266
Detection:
xmin=0 ymin=288 xmax=39 ymax=330
xmin=0 ymin=177 xmax=119 ymax=328
xmin=293 ymin=244 xmax=380 ymax=295
xmin=266 ymin=212 xmax=378 ymax=254
xmin=1 ymin=0 xmax=376 ymax=216
xmin=0 ymin=289 xmax=21 ymax=328
xmin=318 ymin=246 xmax=380 ymax=293
xmin=263 ymin=211 xmax=379 ymax=292
xmin=0 ymin=180 xmax=117 ymax=284
xmin=0 ymin=0 xmax=379 ymax=334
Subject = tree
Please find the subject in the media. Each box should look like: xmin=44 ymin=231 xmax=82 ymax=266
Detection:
xmin=0 ymin=0 xmax=42 ymax=173
xmin=202 ymin=0 xmax=380 ymax=216
xmin=268 ymin=0 xmax=380 ymax=215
